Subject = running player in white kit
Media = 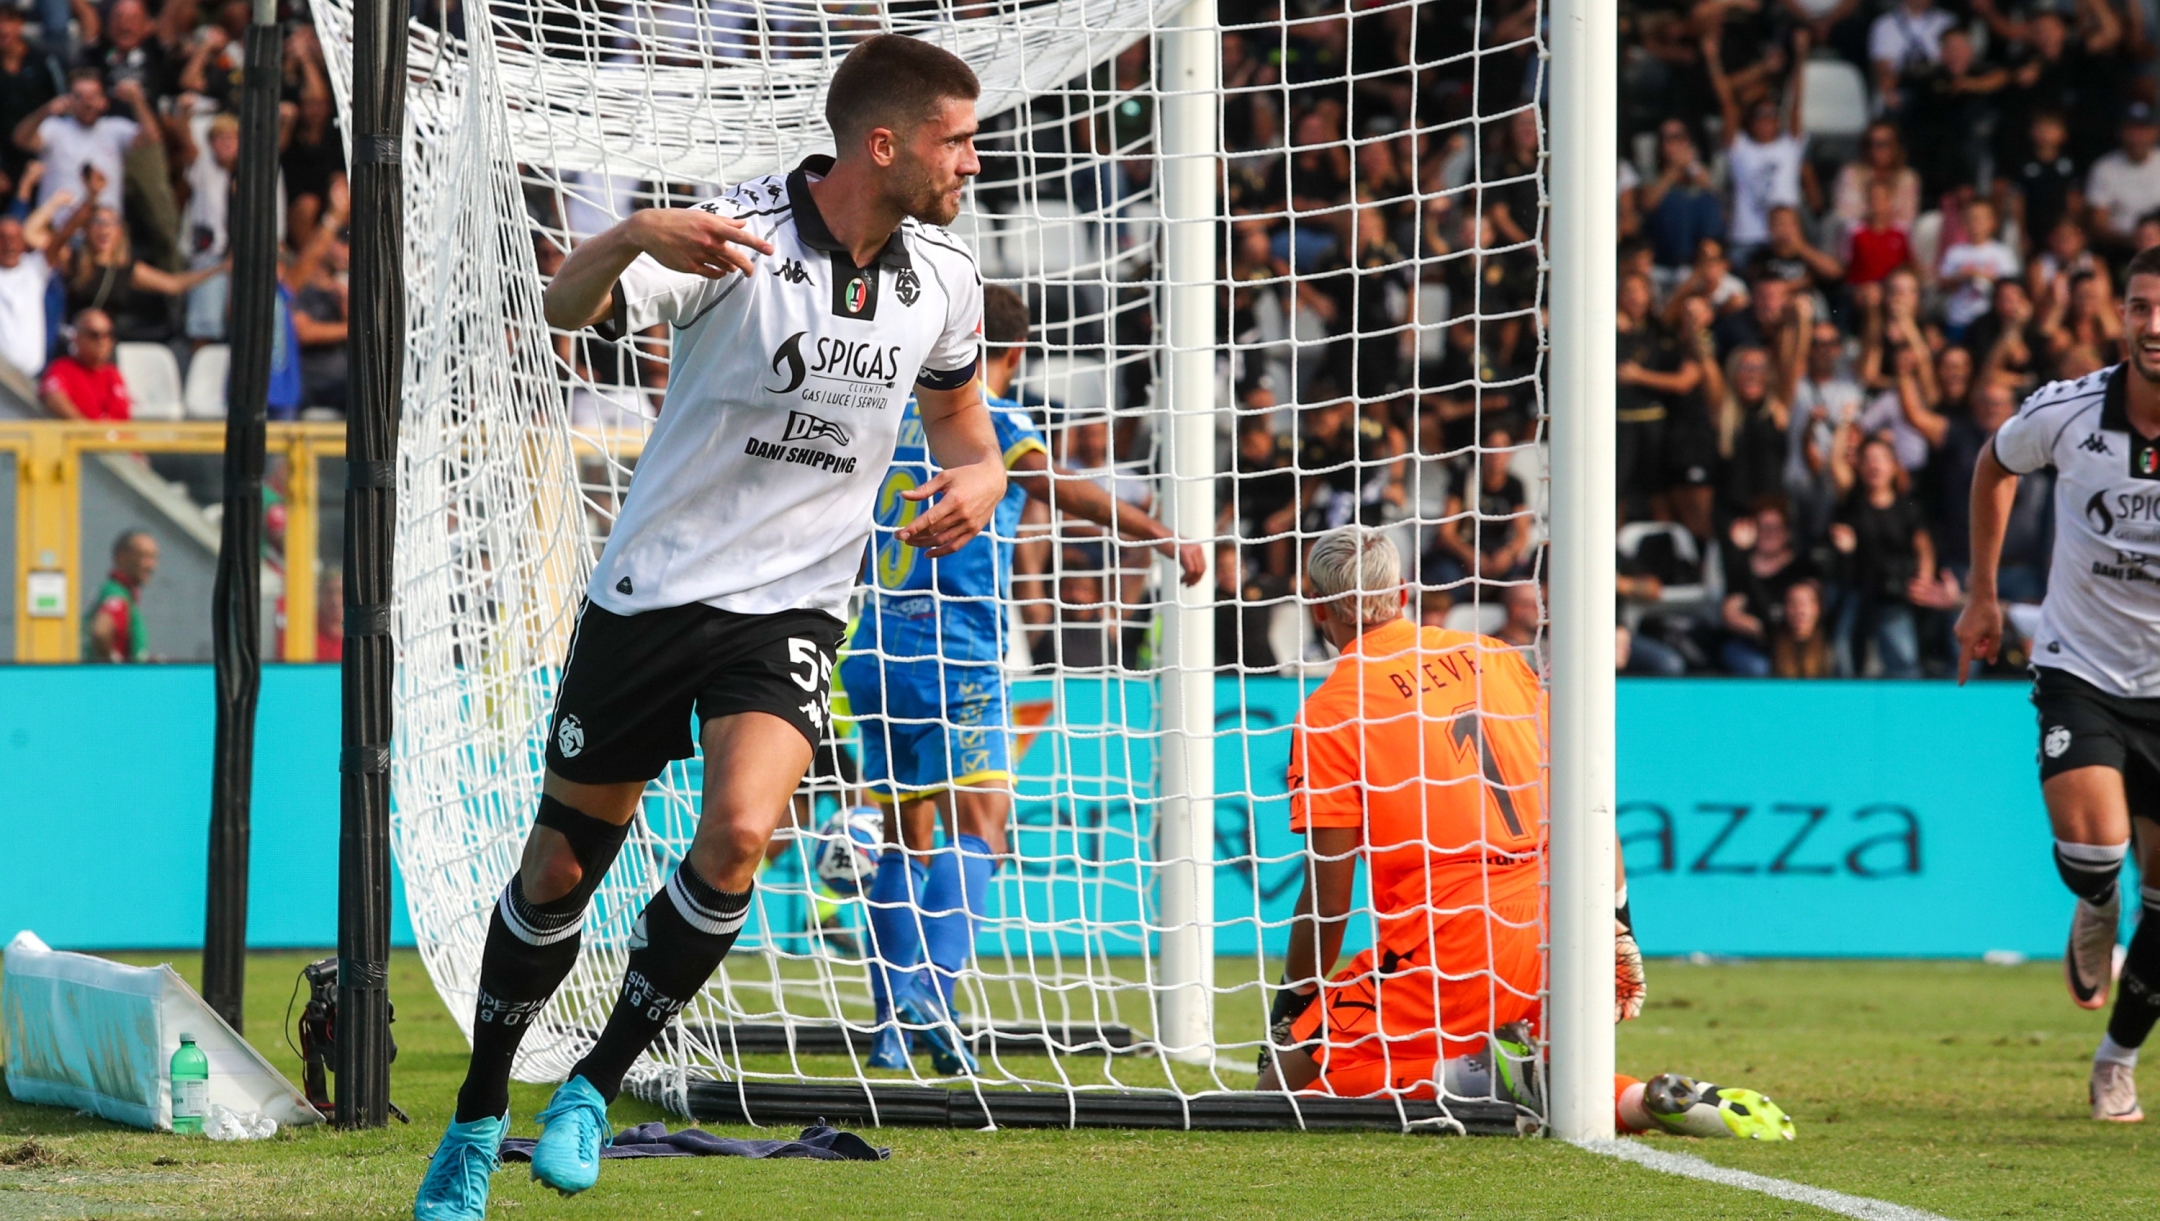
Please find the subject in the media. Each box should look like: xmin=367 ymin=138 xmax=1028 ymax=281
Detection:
xmin=1959 ymin=245 xmax=2160 ymax=1123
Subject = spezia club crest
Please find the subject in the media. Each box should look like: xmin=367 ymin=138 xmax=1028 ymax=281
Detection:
xmin=895 ymin=266 xmax=920 ymax=306
xmin=2045 ymin=725 xmax=2072 ymax=759
xmin=557 ymin=713 xmax=585 ymax=758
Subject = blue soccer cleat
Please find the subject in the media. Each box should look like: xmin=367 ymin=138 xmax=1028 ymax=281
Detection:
xmin=893 ymin=982 xmax=977 ymax=1077
xmin=867 ymin=1023 xmax=913 ymax=1070
xmin=529 ymin=1075 xmax=611 ymax=1195
xmin=413 ymin=1111 xmax=504 ymax=1221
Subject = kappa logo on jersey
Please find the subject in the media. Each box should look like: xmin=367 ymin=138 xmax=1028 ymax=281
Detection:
xmin=782 ymin=410 xmax=852 ymax=446
xmin=775 ymin=257 xmax=811 ymax=285
xmin=2083 ymin=433 xmax=2114 ymax=455
xmin=556 ymin=713 xmax=585 ymax=758
xmin=895 ymin=267 xmax=921 ymax=306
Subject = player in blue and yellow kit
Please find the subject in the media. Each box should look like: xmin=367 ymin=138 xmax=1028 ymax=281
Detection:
xmin=840 ymin=285 xmax=1205 ymax=1072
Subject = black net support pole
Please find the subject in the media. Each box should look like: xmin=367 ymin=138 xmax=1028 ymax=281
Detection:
xmin=200 ymin=2 xmax=282 ymax=1035
xmin=336 ymin=0 xmax=404 ymax=1131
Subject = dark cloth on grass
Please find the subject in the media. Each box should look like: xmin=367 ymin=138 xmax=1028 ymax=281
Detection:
xmin=500 ymin=1122 xmax=888 ymax=1162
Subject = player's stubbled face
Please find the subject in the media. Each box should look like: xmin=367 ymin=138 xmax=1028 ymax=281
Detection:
xmin=892 ymin=97 xmax=981 ymax=226
xmin=2127 ymin=274 xmax=2160 ymax=385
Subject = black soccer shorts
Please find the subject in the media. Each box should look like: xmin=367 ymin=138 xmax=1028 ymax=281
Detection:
xmin=2033 ymin=666 xmax=2160 ymax=813
xmin=544 ymin=600 xmax=845 ymax=785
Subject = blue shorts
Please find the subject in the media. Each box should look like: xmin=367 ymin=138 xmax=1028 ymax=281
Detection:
xmin=838 ymin=652 xmax=1011 ymax=803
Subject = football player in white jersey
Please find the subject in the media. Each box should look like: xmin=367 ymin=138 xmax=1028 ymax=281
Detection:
xmin=1959 ymin=245 xmax=2160 ymax=1123
xmin=414 ymin=35 xmax=1006 ymax=1220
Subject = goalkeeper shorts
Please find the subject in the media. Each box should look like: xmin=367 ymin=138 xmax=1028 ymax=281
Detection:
xmin=837 ymin=652 xmax=1011 ymax=803
xmin=1288 ymin=861 xmax=1543 ymax=1098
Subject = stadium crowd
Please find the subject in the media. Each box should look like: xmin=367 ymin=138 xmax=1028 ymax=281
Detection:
xmin=0 ymin=0 xmax=348 ymax=422
xmin=1208 ymin=0 xmax=2154 ymax=678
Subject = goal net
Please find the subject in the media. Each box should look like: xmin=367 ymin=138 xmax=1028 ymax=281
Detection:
xmin=308 ymin=0 xmax=1553 ymax=1132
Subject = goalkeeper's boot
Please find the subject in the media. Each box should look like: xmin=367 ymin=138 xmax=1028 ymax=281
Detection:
xmin=867 ymin=1023 xmax=913 ymax=1071
xmin=1642 ymin=1072 xmax=1796 ymax=1140
xmin=412 ymin=1111 xmax=503 ymax=1221
xmin=2091 ymin=1060 xmax=2143 ymax=1122
xmin=894 ymin=981 xmax=978 ymax=1076
xmin=2067 ymin=892 xmax=2121 ymax=1011
xmin=529 ymin=1075 xmax=610 ymax=1195
xmin=1490 ymin=1022 xmax=1545 ymax=1115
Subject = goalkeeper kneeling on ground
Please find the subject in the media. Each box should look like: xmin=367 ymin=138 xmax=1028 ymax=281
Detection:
xmin=1252 ymin=526 xmax=1793 ymax=1141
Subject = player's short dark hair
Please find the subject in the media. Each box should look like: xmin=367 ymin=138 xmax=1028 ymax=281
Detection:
xmin=982 ymin=284 xmax=1030 ymax=350
xmin=826 ymin=35 xmax=980 ymax=147
xmin=2126 ymin=244 xmax=2160 ymax=286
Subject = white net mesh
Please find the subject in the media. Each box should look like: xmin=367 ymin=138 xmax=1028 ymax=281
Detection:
xmin=311 ymin=0 xmax=1549 ymax=1127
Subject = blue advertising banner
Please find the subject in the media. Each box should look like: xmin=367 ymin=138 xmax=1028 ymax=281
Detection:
xmin=0 ymin=667 xmax=2064 ymax=957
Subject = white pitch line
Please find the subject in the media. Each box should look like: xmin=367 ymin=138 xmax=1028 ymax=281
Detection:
xmin=1578 ymin=1139 xmax=1959 ymax=1221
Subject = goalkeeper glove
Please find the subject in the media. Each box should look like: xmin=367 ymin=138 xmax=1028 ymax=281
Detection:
xmin=1616 ymin=886 xmax=1645 ymax=1022
xmin=1258 ymin=979 xmax=1318 ymax=1074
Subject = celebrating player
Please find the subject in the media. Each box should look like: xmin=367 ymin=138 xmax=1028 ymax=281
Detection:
xmin=413 ymin=35 xmax=1005 ymax=1221
xmin=1254 ymin=527 xmax=1793 ymax=1140
xmin=840 ymin=284 xmax=1207 ymax=1073
xmin=1957 ymin=245 xmax=2160 ymax=1123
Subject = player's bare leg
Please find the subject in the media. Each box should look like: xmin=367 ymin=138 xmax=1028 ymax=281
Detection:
xmin=2044 ymin=766 xmax=2133 ymax=1011
xmin=527 ymin=713 xmax=811 ymax=1193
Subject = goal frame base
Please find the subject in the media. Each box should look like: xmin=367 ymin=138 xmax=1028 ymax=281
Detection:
xmin=651 ymin=1079 xmax=1528 ymax=1135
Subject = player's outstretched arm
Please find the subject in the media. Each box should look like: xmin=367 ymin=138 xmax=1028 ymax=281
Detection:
xmin=902 ymin=380 xmax=1008 ymax=558
xmin=1954 ymin=442 xmax=2020 ymax=685
xmin=1009 ymin=448 xmax=1207 ymax=586
xmin=541 ymin=209 xmax=775 ymax=330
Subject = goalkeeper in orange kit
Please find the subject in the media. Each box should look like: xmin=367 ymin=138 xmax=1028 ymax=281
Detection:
xmin=1252 ymin=527 xmax=1793 ymax=1140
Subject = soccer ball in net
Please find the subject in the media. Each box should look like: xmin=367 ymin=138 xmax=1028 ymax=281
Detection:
xmin=813 ymin=807 xmax=884 ymax=898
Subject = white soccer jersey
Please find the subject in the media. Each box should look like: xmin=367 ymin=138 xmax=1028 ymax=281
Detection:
xmin=585 ymin=155 xmax=983 ymax=620
xmin=1993 ymin=364 xmax=2160 ymax=698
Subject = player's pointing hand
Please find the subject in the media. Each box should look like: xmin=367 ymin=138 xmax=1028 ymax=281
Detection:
xmin=630 ymin=208 xmax=776 ymax=280
xmin=897 ymin=461 xmax=1007 ymax=558
xmin=1954 ymin=591 xmax=2003 ymax=686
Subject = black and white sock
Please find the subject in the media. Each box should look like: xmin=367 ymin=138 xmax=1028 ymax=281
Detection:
xmin=2104 ymin=884 xmax=2160 ymax=1064
xmin=570 ymin=862 xmax=750 ymax=1103
xmin=452 ymin=797 xmax=630 ymax=1124
xmin=2054 ymin=839 xmax=2127 ymax=906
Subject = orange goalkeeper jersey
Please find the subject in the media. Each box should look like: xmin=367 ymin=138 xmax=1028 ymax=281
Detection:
xmin=1288 ymin=617 xmax=1546 ymax=950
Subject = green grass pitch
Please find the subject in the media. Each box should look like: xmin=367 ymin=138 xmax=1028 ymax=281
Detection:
xmin=2 ymin=952 xmax=2157 ymax=1219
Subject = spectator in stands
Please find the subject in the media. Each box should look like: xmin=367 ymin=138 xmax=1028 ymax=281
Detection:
xmin=1841 ymin=180 xmax=1913 ymax=289
xmin=279 ymin=34 xmax=342 ymax=242
xmin=315 ymin=569 xmax=343 ymax=662
xmin=0 ymin=187 xmax=65 ymax=377
xmin=1709 ymin=27 xmax=1813 ymax=265
xmin=1751 ymin=205 xmax=1845 ymax=301
xmin=1428 ymin=422 xmax=1532 ymax=587
xmin=1495 ymin=580 xmax=1540 ymax=659
xmin=1639 ymin=117 xmax=1724 ymax=274
xmin=1616 ymin=270 xmax=1698 ymax=518
xmin=1870 ymin=0 xmax=1958 ymax=104
xmin=1969 ymin=277 xmax=2045 ymax=389
xmin=81 ymin=0 xmax=182 ymax=104
xmin=2040 ymin=270 xmax=2124 ymax=379
xmin=289 ymin=182 xmax=348 ymax=412
xmin=2087 ymin=103 xmax=2160 ymax=253
xmin=1720 ymin=499 xmax=1819 ymax=676
xmin=1831 ymin=434 xmax=1935 ymax=677
xmin=1215 ymin=544 xmax=1281 ymax=671
xmin=0 ymin=2 xmax=61 ymax=194
xmin=14 ymin=70 xmax=149 ymax=213
xmin=1829 ymin=122 xmax=1921 ymax=242
xmin=1716 ymin=341 xmax=1795 ymax=517
xmin=37 ymin=305 xmax=126 ymax=418
xmin=83 ymin=527 xmax=156 ymax=663
xmin=49 ymin=202 xmax=221 ymax=343
xmin=1770 ymin=580 xmax=1833 ymax=678
xmin=1898 ymin=27 xmax=2005 ymax=202
xmin=1938 ymin=196 xmax=2020 ymax=340
xmin=1788 ymin=318 xmax=1865 ymax=538
xmin=1857 ymin=269 xmax=1946 ymax=472
xmin=2013 ymin=111 xmax=2082 ymax=245
xmin=175 ymin=111 xmax=238 ymax=344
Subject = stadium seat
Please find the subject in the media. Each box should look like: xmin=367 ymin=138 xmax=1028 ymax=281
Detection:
xmin=950 ymin=208 xmax=1010 ymax=280
xmin=116 ymin=343 xmax=184 ymax=421
xmin=1617 ymin=520 xmax=1716 ymax=621
xmin=1443 ymin=601 xmax=1507 ymax=636
xmin=1005 ymin=200 xmax=1099 ymax=280
xmin=183 ymin=344 xmax=230 ymax=419
xmin=1415 ymin=283 xmax=1450 ymax=365
xmin=1801 ymin=57 xmax=1869 ymax=140
xmin=1015 ymin=353 xmax=1108 ymax=417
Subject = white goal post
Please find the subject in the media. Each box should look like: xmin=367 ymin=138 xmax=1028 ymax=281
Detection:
xmin=308 ymin=0 xmax=1616 ymax=1134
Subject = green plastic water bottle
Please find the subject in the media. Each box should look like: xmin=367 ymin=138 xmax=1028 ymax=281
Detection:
xmin=170 ymin=1035 xmax=208 ymax=1134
